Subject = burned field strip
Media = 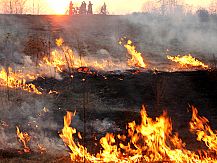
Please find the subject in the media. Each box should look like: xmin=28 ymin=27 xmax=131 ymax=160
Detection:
xmin=0 ymin=68 xmax=216 ymax=162
xmin=39 ymin=70 xmax=217 ymax=148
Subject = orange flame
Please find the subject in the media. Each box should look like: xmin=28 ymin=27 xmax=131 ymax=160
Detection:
xmin=16 ymin=126 xmax=31 ymax=153
xmin=59 ymin=111 xmax=96 ymax=161
xmin=41 ymin=38 xmax=85 ymax=73
xmin=56 ymin=38 xmax=64 ymax=47
xmin=60 ymin=106 xmax=217 ymax=162
xmin=190 ymin=106 xmax=217 ymax=154
xmin=0 ymin=67 xmax=42 ymax=94
xmin=120 ymin=39 xmax=147 ymax=69
xmin=41 ymin=37 xmax=130 ymax=73
xmin=167 ymin=54 xmax=209 ymax=69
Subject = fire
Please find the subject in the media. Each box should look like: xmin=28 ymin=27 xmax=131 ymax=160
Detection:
xmin=59 ymin=111 xmax=95 ymax=161
xmin=56 ymin=37 xmax=64 ymax=47
xmin=167 ymin=54 xmax=209 ymax=69
xmin=190 ymin=106 xmax=217 ymax=154
xmin=41 ymin=38 xmax=85 ymax=73
xmin=16 ymin=126 xmax=31 ymax=153
xmin=41 ymin=37 xmax=129 ymax=73
xmin=120 ymin=39 xmax=147 ymax=69
xmin=0 ymin=67 xmax=42 ymax=94
xmin=60 ymin=106 xmax=217 ymax=162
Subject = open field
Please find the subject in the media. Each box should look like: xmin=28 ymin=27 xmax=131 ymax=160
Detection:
xmin=0 ymin=14 xmax=217 ymax=162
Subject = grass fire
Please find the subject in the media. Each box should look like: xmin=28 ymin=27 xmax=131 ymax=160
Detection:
xmin=0 ymin=1 xmax=217 ymax=163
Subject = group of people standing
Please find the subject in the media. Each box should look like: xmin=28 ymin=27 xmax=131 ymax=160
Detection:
xmin=69 ymin=1 xmax=107 ymax=15
xmin=69 ymin=1 xmax=93 ymax=15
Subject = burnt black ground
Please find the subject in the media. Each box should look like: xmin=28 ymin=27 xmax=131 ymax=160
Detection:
xmin=0 ymin=69 xmax=217 ymax=162
xmin=34 ymin=69 xmax=217 ymax=150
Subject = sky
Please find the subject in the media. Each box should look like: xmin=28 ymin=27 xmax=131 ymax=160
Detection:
xmin=28 ymin=0 xmax=214 ymax=15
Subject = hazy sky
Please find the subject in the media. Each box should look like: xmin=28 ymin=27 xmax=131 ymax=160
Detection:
xmin=33 ymin=0 xmax=213 ymax=14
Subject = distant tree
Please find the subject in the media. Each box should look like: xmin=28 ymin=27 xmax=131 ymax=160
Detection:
xmin=0 ymin=0 xmax=28 ymax=14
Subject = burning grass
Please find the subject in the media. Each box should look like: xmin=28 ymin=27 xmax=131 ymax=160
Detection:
xmin=0 ymin=35 xmax=215 ymax=162
xmin=167 ymin=54 xmax=209 ymax=70
xmin=59 ymin=106 xmax=217 ymax=162
xmin=0 ymin=67 xmax=42 ymax=95
xmin=0 ymin=37 xmax=210 ymax=97
xmin=16 ymin=127 xmax=31 ymax=154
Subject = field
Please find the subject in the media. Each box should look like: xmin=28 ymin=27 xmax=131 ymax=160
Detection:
xmin=0 ymin=14 xmax=217 ymax=162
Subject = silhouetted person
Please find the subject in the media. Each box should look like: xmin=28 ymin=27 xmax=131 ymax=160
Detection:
xmin=87 ymin=1 xmax=93 ymax=14
xmin=69 ymin=1 xmax=74 ymax=15
xmin=100 ymin=3 xmax=107 ymax=15
xmin=83 ymin=1 xmax=87 ymax=14
xmin=79 ymin=1 xmax=87 ymax=14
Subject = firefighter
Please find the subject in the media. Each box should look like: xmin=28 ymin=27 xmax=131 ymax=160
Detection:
xmin=87 ymin=1 xmax=93 ymax=14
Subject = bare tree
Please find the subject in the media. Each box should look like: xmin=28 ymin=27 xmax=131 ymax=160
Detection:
xmin=0 ymin=0 xmax=28 ymax=14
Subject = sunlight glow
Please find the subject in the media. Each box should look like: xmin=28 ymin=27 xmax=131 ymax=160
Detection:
xmin=46 ymin=0 xmax=69 ymax=14
xmin=43 ymin=0 xmax=213 ymax=15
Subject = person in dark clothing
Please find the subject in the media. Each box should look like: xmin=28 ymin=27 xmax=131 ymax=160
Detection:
xmin=82 ymin=1 xmax=87 ymax=14
xmin=100 ymin=2 xmax=107 ymax=15
xmin=87 ymin=1 xmax=93 ymax=14
xmin=79 ymin=1 xmax=87 ymax=14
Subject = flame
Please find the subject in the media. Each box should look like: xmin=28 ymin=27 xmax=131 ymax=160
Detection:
xmin=41 ymin=38 xmax=85 ymax=73
xmin=0 ymin=67 xmax=42 ymax=94
xmin=56 ymin=38 xmax=64 ymax=47
xmin=190 ymin=106 xmax=217 ymax=154
xmin=167 ymin=54 xmax=209 ymax=69
xmin=60 ymin=106 xmax=217 ymax=162
xmin=41 ymin=37 xmax=129 ymax=73
xmin=16 ymin=126 xmax=31 ymax=153
xmin=120 ymin=39 xmax=147 ymax=69
xmin=59 ymin=111 xmax=96 ymax=161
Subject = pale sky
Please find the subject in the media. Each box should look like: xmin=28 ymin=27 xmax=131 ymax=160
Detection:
xmin=28 ymin=0 xmax=214 ymax=15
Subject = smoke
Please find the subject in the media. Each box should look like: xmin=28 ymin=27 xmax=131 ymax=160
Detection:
xmin=0 ymin=91 xmax=66 ymax=154
xmin=123 ymin=12 xmax=217 ymax=61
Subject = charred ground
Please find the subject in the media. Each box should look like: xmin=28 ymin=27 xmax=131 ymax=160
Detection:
xmin=0 ymin=14 xmax=217 ymax=162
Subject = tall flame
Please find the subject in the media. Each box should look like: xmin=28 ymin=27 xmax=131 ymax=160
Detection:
xmin=120 ymin=39 xmax=147 ymax=69
xmin=59 ymin=111 xmax=96 ymax=161
xmin=190 ymin=106 xmax=217 ymax=154
xmin=167 ymin=54 xmax=209 ymax=69
xmin=16 ymin=126 xmax=31 ymax=153
xmin=0 ymin=67 xmax=42 ymax=94
xmin=60 ymin=106 xmax=217 ymax=162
